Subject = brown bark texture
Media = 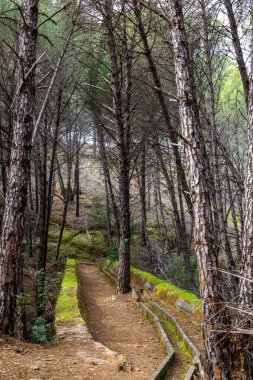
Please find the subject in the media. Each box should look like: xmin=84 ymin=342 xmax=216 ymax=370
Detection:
xmin=0 ymin=0 xmax=38 ymax=336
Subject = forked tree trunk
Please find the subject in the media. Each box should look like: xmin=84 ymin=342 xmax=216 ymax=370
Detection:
xmin=0 ymin=0 xmax=38 ymax=336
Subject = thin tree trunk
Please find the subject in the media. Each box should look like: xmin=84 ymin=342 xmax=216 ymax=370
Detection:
xmin=97 ymin=120 xmax=120 ymax=237
xmin=138 ymin=142 xmax=148 ymax=246
xmin=132 ymin=2 xmax=193 ymax=219
xmin=75 ymin=139 xmax=80 ymax=218
xmin=227 ymin=177 xmax=242 ymax=260
xmin=55 ymin=173 xmax=71 ymax=261
xmin=223 ymin=0 xmax=249 ymax=107
xmin=105 ymin=174 xmax=113 ymax=246
xmin=201 ymin=0 xmax=236 ymax=287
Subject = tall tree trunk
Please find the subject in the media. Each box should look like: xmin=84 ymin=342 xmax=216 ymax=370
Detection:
xmin=138 ymin=142 xmax=148 ymax=247
xmin=0 ymin=0 xmax=38 ymax=337
xmin=236 ymin=42 xmax=253 ymax=379
xmin=104 ymin=176 xmax=113 ymax=245
xmin=0 ymin=125 xmax=7 ymax=197
xmin=97 ymin=120 xmax=120 ymax=237
xmin=74 ymin=139 xmax=80 ymax=218
xmin=165 ymin=1 xmax=229 ymax=377
xmin=55 ymin=169 xmax=71 ymax=261
xmin=201 ymin=0 xmax=236 ymax=288
xmin=227 ymin=175 xmax=242 ymax=260
xmin=103 ymin=0 xmax=131 ymax=293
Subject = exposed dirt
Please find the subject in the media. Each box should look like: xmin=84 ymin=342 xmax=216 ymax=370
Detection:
xmin=79 ymin=263 xmax=165 ymax=379
xmin=0 ymin=328 xmax=138 ymax=380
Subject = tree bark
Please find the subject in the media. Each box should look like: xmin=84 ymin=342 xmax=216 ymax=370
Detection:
xmin=0 ymin=0 xmax=38 ymax=336
xmin=103 ymin=0 xmax=131 ymax=293
xmin=166 ymin=1 xmax=229 ymax=377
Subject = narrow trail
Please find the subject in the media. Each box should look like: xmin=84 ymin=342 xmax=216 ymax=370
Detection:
xmin=79 ymin=262 xmax=165 ymax=379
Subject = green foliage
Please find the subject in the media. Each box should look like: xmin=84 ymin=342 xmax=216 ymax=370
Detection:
xmin=106 ymin=245 xmax=119 ymax=264
xmin=47 ymin=242 xmax=58 ymax=258
xmin=16 ymin=292 xmax=32 ymax=313
xmin=89 ymin=230 xmax=107 ymax=252
xmin=31 ymin=317 xmax=48 ymax=345
xmin=164 ymin=255 xmax=198 ymax=291
xmin=147 ymin=226 xmax=160 ymax=240
xmin=218 ymin=61 xmax=246 ymax=119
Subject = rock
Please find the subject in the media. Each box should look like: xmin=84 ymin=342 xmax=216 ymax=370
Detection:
xmin=30 ymin=364 xmax=40 ymax=371
xmin=14 ymin=347 xmax=23 ymax=354
xmin=132 ymin=289 xmax=139 ymax=302
xmin=144 ymin=281 xmax=153 ymax=289
xmin=117 ymin=355 xmax=133 ymax=372
xmin=176 ymin=299 xmax=195 ymax=314
xmin=79 ymin=355 xmax=105 ymax=365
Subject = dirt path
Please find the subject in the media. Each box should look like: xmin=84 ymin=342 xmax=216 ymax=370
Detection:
xmin=79 ymin=263 xmax=165 ymax=379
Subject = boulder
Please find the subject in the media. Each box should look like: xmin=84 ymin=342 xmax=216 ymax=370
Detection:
xmin=176 ymin=299 xmax=195 ymax=314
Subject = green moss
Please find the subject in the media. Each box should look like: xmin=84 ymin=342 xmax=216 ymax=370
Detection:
xmin=131 ymin=267 xmax=201 ymax=311
xmin=49 ymin=220 xmax=60 ymax=227
xmin=70 ymin=234 xmax=94 ymax=253
xmin=90 ymin=231 xmax=107 ymax=251
xmin=103 ymin=259 xmax=201 ymax=311
xmin=70 ymin=232 xmax=107 ymax=255
xmin=48 ymin=228 xmax=74 ymax=243
xmin=55 ymin=258 xmax=83 ymax=325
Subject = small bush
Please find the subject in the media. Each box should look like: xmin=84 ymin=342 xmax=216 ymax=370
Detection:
xmin=106 ymin=245 xmax=119 ymax=264
xmin=61 ymin=243 xmax=78 ymax=258
xmin=31 ymin=317 xmax=48 ymax=345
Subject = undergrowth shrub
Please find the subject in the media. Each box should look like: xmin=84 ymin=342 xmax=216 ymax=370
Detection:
xmin=106 ymin=245 xmax=119 ymax=264
xmin=31 ymin=317 xmax=48 ymax=344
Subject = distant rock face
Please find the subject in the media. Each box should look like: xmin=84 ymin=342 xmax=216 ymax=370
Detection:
xmin=176 ymin=299 xmax=195 ymax=314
